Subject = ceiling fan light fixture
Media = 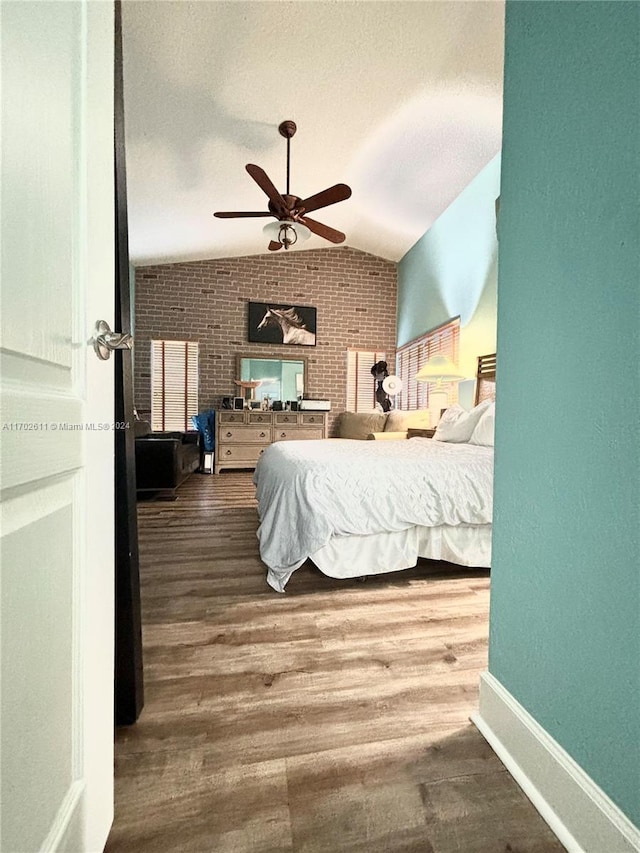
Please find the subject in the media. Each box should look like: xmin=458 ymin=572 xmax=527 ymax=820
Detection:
xmin=262 ymin=219 xmax=311 ymax=249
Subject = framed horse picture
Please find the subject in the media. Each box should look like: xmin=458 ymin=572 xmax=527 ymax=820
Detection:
xmin=248 ymin=302 xmax=317 ymax=347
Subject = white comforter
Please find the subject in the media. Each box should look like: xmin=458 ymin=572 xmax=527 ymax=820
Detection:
xmin=253 ymin=438 xmax=493 ymax=590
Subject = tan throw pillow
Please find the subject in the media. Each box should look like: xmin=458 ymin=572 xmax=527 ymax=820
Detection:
xmin=337 ymin=411 xmax=387 ymax=440
xmin=384 ymin=409 xmax=431 ymax=432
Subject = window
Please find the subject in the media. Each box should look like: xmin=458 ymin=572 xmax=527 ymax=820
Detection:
xmin=346 ymin=349 xmax=387 ymax=412
xmin=151 ymin=340 xmax=199 ymax=431
xmin=396 ymin=318 xmax=460 ymax=410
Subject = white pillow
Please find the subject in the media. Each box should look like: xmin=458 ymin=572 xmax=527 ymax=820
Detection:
xmin=433 ymin=399 xmax=492 ymax=443
xmin=469 ymin=402 xmax=495 ymax=447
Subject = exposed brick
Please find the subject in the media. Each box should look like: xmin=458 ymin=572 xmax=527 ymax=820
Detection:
xmin=134 ymin=246 xmax=397 ymax=435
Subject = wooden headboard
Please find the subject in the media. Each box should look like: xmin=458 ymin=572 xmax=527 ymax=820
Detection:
xmin=474 ymin=353 xmax=496 ymax=406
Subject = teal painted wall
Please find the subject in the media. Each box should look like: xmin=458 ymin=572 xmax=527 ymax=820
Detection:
xmin=491 ymin=1 xmax=640 ymax=825
xmin=397 ymin=155 xmax=500 ymax=378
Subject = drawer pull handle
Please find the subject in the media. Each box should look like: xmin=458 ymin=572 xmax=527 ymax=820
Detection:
xmin=225 ymin=450 xmax=232 ymax=456
xmin=260 ymin=432 xmax=266 ymax=438
xmin=226 ymin=432 xmax=232 ymax=437
xmin=281 ymin=432 xmax=286 ymax=438
xmin=283 ymin=416 xmax=290 ymax=422
xmin=257 ymin=416 xmax=263 ymax=421
xmin=309 ymin=416 xmax=315 ymax=422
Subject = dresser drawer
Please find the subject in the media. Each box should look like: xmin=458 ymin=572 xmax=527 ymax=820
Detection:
xmin=220 ymin=426 xmax=270 ymax=443
xmin=219 ymin=411 xmax=245 ymax=424
xmin=218 ymin=444 xmax=266 ymax=463
xmin=248 ymin=412 xmax=271 ymax=424
xmin=301 ymin=413 xmax=325 ymax=426
xmin=273 ymin=428 xmax=324 ymax=442
xmin=274 ymin=413 xmax=297 ymax=425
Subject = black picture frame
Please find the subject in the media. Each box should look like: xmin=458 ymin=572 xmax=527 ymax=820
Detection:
xmin=248 ymin=301 xmax=317 ymax=347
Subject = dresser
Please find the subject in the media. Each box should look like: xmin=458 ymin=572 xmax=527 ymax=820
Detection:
xmin=215 ymin=410 xmax=328 ymax=474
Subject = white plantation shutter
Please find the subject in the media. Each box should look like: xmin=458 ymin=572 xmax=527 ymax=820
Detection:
xmin=396 ymin=318 xmax=460 ymax=410
xmin=151 ymin=340 xmax=199 ymax=431
xmin=346 ymin=350 xmax=387 ymax=412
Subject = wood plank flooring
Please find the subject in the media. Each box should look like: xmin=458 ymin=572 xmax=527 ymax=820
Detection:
xmin=106 ymin=472 xmax=564 ymax=853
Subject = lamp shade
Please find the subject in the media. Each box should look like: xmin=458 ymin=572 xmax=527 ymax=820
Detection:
xmin=415 ymin=355 xmax=465 ymax=383
xmin=262 ymin=220 xmax=311 ymax=243
xmin=382 ymin=375 xmax=403 ymax=395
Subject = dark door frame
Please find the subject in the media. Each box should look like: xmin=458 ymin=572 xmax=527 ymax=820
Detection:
xmin=114 ymin=0 xmax=144 ymax=726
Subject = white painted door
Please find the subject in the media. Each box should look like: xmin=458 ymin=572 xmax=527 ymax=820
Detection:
xmin=1 ymin=2 xmax=115 ymax=851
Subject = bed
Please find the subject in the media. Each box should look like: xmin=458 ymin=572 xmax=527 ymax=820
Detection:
xmin=254 ymin=353 xmax=496 ymax=592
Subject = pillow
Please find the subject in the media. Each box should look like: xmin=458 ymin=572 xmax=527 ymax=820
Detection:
xmin=384 ymin=409 xmax=431 ymax=432
xmin=469 ymin=402 xmax=495 ymax=447
xmin=337 ymin=410 xmax=387 ymax=440
xmin=433 ymin=399 xmax=492 ymax=443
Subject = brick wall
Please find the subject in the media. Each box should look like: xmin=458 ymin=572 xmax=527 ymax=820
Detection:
xmin=134 ymin=246 xmax=397 ymax=435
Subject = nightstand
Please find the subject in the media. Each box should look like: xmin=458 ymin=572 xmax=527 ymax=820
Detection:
xmin=407 ymin=428 xmax=436 ymax=439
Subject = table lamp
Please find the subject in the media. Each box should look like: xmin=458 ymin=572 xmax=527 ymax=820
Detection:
xmin=415 ymin=355 xmax=465 ymax=426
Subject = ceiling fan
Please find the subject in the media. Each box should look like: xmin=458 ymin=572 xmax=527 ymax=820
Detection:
xmin=214 ymin=120 xmax=352 ymax=252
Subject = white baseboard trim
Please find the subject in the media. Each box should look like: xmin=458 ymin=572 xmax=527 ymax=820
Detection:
xmin=471 ymin=671 xmax=640 ymax=853
xmin=41 ymin=780 xmax=84 ymax=852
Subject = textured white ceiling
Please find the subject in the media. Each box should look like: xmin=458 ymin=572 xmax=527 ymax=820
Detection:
xmin=122 ymin=1 xmax=504 ymax=265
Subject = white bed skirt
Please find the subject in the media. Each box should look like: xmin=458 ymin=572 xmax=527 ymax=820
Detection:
xmin=266 ymin=524 xmax=491 ymax=591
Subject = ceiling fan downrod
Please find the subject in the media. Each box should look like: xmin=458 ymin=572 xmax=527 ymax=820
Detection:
xmin=278 ymin=120 xmax=296 ymax=198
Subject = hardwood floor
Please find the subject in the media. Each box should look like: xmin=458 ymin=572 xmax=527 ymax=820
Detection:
xmin=106 ymin=472 xmax=564 ymax=853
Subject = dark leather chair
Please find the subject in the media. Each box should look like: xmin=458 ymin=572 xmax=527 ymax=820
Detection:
xmin=134 ymin=421 xmax=200 ymax=498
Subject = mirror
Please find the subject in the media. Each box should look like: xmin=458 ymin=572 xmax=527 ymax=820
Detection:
xmin=237 ymin=355 xmax=307 ymax=403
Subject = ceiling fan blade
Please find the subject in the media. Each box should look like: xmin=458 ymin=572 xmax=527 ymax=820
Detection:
xmin=299 ymin=183 xmax=352 ymax=215
xmin=268 ymin=240 xmax=282 ymax=251
xmin=246 ymin=164 xmax=287 ymax=213
xmin=300 ymin=216 xmax=346 ymax=244
xmin=214 ymin=211 xmax=274 ymax=218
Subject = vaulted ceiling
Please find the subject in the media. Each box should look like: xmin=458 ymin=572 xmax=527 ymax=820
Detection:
xmin=122 ymin=1 xmax=504 ymax=266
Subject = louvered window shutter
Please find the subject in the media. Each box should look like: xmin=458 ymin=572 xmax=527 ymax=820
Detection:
xmin=395 ymin=319 xmax=460 ymax=410
xmin=151 ymin=340 xmax=199 ymax=431
xmin=346 ymin=350 xmax=387 ymax=413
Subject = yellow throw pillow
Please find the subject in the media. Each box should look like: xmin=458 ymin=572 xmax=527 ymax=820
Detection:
xmin=384 ymin=409 xmax=431 ymax=432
